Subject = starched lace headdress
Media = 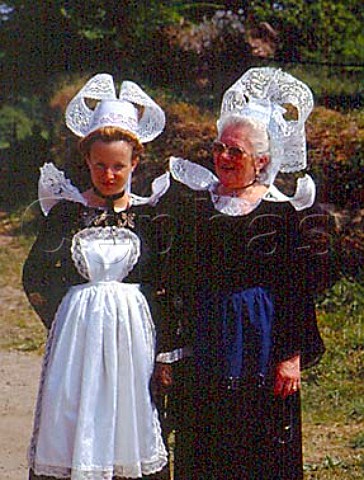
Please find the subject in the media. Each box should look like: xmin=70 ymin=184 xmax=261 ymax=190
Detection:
xmin=218 ymin=67 xmax=314 ymax=186
xmin=65 ymin=73 xmax=165 ymax=143
xmin=170 ymin=67 xmax=316 ymax=213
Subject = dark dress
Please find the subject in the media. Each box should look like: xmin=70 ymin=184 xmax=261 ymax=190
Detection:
xmin=158 ymin=182 xmax=327 ymax=480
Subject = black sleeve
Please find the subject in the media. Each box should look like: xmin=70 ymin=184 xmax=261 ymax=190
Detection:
xmin=147 ymin=181 xmax=197 ymax=358
xmin=22 ymin=202 xmax=77 ymax=329
xmin=272 ymin=204 xmax=325 ymax=369
xmin=296 ymin=203 xmax=341 ymax=295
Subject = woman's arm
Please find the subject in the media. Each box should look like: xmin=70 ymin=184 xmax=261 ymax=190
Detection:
xmin=22 ymin=203 xmax=74 ymax=329
xmin=272 ymin=204 xmax=325 ymax=388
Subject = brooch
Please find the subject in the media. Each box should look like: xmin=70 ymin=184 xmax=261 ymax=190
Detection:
xmin=92 ymin=211 xmax=136 ymax=229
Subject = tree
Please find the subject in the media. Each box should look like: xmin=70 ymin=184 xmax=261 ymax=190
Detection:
xmin=0 ymin=0 xmax=362 ymax=101
xmin=0 ymin=1 xmax=224 ymax=97
xmin=244 ymin=0 xmax=364 ymax=64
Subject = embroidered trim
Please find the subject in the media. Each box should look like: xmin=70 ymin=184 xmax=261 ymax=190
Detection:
xmin=32 ymin=448 xmax=168 ymax=479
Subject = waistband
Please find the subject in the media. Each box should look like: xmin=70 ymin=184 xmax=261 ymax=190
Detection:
xmin=71 ymin=281 xmax=141 ymax=291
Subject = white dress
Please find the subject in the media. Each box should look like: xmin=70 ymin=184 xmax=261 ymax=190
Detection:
xmin=28 ymin=165 xmax=170 ymax=480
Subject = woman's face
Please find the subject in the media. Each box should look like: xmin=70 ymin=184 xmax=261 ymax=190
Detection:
xmin=213 ymin=124 xmax=257 ymax=190
xmin=86 ymin=140 xmax=138 ymax=196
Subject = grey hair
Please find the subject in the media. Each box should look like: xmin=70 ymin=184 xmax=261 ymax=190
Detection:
xmin=217 ymin=115 xmax=279 ymax=184
xmin=217 ymin=115 xmax=270 ymax=157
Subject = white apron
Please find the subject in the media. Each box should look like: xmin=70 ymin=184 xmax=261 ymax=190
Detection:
xmin=29 ymin=226 xmax=168 ymax=479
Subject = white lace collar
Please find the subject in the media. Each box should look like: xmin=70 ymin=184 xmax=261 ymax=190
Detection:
xmin=38 ymin=162 xmax=170 ymax=216
xmin=169 ymin=156 xmax=315 ymax=216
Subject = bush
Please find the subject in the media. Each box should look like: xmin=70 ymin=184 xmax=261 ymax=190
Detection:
xmin=153 ymin=10 xmax=256 ymax=97
xmin=0 ymin=105 xmax=33 ymax=147
xmin=307 ymin=107 xmax=364 ymax=207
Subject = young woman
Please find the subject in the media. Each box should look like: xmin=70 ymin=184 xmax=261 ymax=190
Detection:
xmin=23 ymin=74 xmax=170 ymax=480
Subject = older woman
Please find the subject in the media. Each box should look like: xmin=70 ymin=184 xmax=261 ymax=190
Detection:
xmin=23 ymin=74 xmax=170 ymax=480
xmin=160 ymin=68 xmax=327 ymax=479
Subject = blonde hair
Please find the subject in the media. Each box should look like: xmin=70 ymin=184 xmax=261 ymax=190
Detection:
xmin=79 ymin=126 xmax=144 ymax=159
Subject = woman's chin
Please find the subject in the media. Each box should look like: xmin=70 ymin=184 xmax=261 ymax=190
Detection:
xmin=99 ymin=184 xmax=121 ymax=195
xmin=220 ymin=181 xmax=240 ymax=190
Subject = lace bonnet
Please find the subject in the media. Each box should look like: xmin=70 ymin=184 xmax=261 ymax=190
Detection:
xmin=65 ymin=73 xmax=165 ymax=143
xmin=217 ymin=67 xmax=314 ymax=186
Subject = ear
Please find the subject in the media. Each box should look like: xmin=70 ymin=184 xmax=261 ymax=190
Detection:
xmin=85 ymin=154 xmax=92 ymax=168
xmin=254 ymin=154 xmax=270 ymax=172
xmin=131 ymin=157 xmax=139 ymax=172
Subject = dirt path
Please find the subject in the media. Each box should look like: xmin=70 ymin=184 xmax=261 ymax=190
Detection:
xmin=0 ymin=350 xmax=41 ymax=480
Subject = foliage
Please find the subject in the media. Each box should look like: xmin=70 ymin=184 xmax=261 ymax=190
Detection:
xmin=317 ymin=276 xmax=364 ymax=316
xmin=0 ymin=105 xmax=33 ymax=146
xmin=161 ymin=8 xmax=255 ymax=94
xmin=1 ymin=1 xmax=362 ymax=102
xmin=306 ymin=107 xmax=364 ymax=207
xmin=0 ymin=1 xmax=224 ymax=96
xmin=303 ymin=277 xmax=364 ymax=423
xmin=300 ymin=276 xmax=364 ymax=478
xmin=245 ymin=0 xmax=364 ymax=65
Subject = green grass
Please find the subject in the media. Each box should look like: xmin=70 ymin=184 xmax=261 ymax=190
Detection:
xmin=301 ymin=278 xmax=364 ymax=478
xmin=304 ymin=457 xmax=364 ymax=479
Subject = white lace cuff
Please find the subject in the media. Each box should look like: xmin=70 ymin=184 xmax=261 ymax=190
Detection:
xmin=156 ymin=346 xmax=193 ymax=363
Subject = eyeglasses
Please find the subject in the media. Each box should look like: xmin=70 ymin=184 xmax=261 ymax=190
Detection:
xmin=212 ymin=140 xmax=251 ymax=162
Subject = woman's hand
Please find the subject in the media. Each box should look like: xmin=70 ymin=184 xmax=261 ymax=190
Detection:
xmin=274 ymin=354 xmax=301 ymax=399
xmin=151 ymin=363 xmax=173 ymax=398
xmin=28 ymin=292 xmax=47 ymax=306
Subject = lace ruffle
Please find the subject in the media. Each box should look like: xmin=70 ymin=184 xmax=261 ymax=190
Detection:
xmin=210 ymin=192 xmax=262 ymax=216
xmin=170 ymin=157 xmax=315 ymax=213
xmin=170 ymin=157 xmax=261 ymax=215
xmin=31 ymin=390 xmax=168 ymax=479
xmin=38 ymin=163 xmax=170 ymax=216
xmin=32 ymin=454 xmax=167 ymax=480
xmin=38 ymin=163 xmax=87 ymax=216
xmin=130 ymin=171 xmax=171 ymax=206
xmin=169 ymin=156 xmax=218 ymax=191
xmin=156 ymin=345 xmax=194 ymax=363
xmin=265 ymin=175 xmax=316 ymax=210
xmin=32 ymin=453 xmax=168 ymax=480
